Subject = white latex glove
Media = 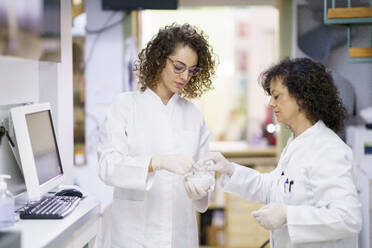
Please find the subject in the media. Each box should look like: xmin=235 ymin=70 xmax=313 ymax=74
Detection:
xmin=151 ymin=154 xmax=194 ymax=175
xmin=198 ymin=152 xmax=235 ymax=177
xmin=184 ymin=179 xmax=208 ymax=200
xmin=251 ymin=203 xmax=287 ymax=230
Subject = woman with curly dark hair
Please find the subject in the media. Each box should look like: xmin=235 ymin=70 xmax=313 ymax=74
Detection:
xmin=98 ymin=23 xmax=216 ymax=247
xmin=200 ymin=58 xmax=361 ymax=247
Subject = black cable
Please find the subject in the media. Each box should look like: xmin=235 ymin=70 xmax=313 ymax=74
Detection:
xmin=84 ymin=12 xmax=118 ymax=67
xmin=83 ymin=11 xmax=130 ymax=68
xmin=0 ymin=125 xmax=15 ymax=147
xmin=0 ymin=126 xmax=5 ymax=145
xmin=6 ymin=130 xmax=15 ymax=147
xmin=73 ymin=11 xmax=130 ymax=145
xmin=85 ymin=11 xmax=129 ymax=34
xmin=259 ymin=239 xmax=270 ymax=248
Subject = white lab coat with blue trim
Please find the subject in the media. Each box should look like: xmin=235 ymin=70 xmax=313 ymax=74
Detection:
xmin=98 ymin=89 xmax=211 ymax=248
xmin=221 ymin=121 xmax=362 ymax=248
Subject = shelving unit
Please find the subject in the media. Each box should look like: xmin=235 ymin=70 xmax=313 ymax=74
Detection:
xmin=324 ymin=0 xmax=372 ymax=62
xmin=327 ymin=6 xmax=372 ymax=20
xmin=225 ymin=193 xmax=269 ymax=248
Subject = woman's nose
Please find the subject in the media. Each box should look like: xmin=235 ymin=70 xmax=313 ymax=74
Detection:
xmin=180 ymin=70 xmax=190 ymax=81
xmin=269 ymin=97 xmax=275 ymax=107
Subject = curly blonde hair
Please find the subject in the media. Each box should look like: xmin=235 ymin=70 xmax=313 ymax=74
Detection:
xmin=134 ymin=23 xmax=217 ymax=98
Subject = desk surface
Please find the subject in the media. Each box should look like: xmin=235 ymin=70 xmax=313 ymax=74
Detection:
xmin=8 ymin=195 xmax=100 ymax=248
xmin=210 ymin=141 xmax=277 ymax=158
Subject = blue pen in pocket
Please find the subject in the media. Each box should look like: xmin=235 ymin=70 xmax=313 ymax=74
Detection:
xmin=284 ymin=178 xmax=289 ymax=193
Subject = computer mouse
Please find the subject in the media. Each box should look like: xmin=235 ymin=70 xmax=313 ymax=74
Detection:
xmin=55 ymin=188 xmax=83 ymax=198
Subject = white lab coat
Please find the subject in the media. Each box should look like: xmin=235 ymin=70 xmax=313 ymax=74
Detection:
xmin=221 ymin=121 xmax=362 ymax=248
xmin=98 ymin=89 xmax=211 ymax=248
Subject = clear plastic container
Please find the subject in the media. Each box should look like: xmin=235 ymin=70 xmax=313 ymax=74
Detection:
xmin=0 ymin=175 xmax=15 ymax=228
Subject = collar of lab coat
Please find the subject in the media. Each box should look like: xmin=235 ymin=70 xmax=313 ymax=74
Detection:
xmin=288 ymin=120 xmax=324 ymax=143
xmin=144 ymin=88 xmax=180 ymax=111
xmin=281 ymin=120 xmax=325 ymax=163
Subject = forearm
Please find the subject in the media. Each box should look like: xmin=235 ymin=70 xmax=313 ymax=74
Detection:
xmin=221 ymin=164 xmax=272 ymax=204
xmin=99 ymin=152 xmax=152 ymax=189
xmin=287 ymin=203 xmax=362 ymax=243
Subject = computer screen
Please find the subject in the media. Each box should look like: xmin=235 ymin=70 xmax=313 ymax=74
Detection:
xmin=25 ymin=110 xmax=62 ymax=185
xmin=10 ymin=103 xmax=64 ymax=201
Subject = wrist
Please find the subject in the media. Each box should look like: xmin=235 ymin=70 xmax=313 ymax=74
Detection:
xmin=282 ymin=204 xmax=287 ymax=224
xmin=226 ymin=163 xmax=235 ymax=177
xmin=151 ymin=156 xmax=161 ymax=171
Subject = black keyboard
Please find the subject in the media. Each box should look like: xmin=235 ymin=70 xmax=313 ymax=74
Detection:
xmin=19 ymin=195 xmax=81 ymax=219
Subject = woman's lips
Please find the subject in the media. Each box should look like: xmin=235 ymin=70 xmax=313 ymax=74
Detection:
xmin=175 ymin=82 xmax=185 ymax=88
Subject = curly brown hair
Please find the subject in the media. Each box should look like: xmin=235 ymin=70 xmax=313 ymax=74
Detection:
xmin=134 ymin=23 xmax=217 ymax=98
xmin=260 ymin=57 xmax=347 ymax=133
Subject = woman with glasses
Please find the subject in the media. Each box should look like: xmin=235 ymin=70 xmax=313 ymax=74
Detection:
xmin=200 ymin=58 xmax=361 ymax=248
xmin=98 ymin=23 xmax=216 ymax=248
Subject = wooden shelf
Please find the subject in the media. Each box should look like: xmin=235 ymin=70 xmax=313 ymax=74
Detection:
xmin=210 ymin=141 xmax=277 ymax=158
xmin=349 ymin=47 xmax=372 ymax=58
xmin=208 ymin=203 xmax=225 ymax=209
xmin=323 ymin=2 xmax=372 ymax=61
xmin=327 ymin=7 xmax=372 ymax=19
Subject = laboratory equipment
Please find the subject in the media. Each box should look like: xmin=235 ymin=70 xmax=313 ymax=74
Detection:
xmin=346 ymin=125 xmax=372 ymax=248
xmin=185 ymin=171 xmax=214 ymax=192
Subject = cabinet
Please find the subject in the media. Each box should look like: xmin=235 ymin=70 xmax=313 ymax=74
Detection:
xmin=200 ymin=142 xmax=277 ymax=248
xmin=225 ymin=193 xmax=269 ymax=248
xmin=324 ymin=0 xmax=372 ymax=62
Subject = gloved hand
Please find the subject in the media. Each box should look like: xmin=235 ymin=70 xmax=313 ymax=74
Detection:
xmin=184 ymin=179 xmax=208 ymax=200
xmin=251 ymin=203 xmax=287 ymax=230
xmin=151 ymin=155 xmax=194 ymax=175
xmin=198 ymin=152 xmax=235 ymax=177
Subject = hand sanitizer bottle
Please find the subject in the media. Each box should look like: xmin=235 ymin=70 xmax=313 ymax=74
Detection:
xmin=0 ymin=175 xmax=15 ymax=228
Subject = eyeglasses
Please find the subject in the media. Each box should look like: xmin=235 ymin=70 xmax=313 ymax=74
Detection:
xmin=167 ymin=57 xmax=200 ymax=76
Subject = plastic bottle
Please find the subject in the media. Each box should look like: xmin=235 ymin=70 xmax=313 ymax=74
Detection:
xmin=0 ymin=174 xmax=15 ymax=228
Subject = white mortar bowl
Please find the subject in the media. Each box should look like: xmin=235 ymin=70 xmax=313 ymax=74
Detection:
xmin=185 ymin=172 xmax=214 ymax=192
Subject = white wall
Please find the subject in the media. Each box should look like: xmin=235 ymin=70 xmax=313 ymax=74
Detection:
xmin=73 ymin=0 xmax=125 ymax=211
xmin=328 ymin=43 xmax=372 ymax=113
xmin=0 ymin=58 xmax=39 ymax=106
xmin=0 ymin=1 xmax=73 ymax=190
xmin=292 ymin=0 xmax=372 ymax=115
xmin=57 ymin=0 xmax=73 ymax=184
xmin=37 ymin=1 xmax=74 ymax=184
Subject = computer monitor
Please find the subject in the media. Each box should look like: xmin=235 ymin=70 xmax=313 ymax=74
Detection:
xmin=10 ymin=103 xmax=64 ymax=201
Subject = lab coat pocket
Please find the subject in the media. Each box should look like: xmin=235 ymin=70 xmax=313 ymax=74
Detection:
xmin=284 ymin=178 xmax=313 ymax=205
xmin=176 ymin=130 xmax=199 ymax=158
xmin=111 ymin=196 xmax=146 ymax=244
